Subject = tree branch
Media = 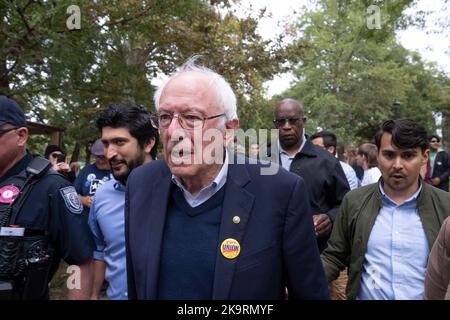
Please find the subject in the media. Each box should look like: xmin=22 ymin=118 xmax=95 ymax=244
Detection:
xmin=100 ymin=5 xmax=155 ymax=29
xmin=16 ymin=1 xmax=34 ymax=34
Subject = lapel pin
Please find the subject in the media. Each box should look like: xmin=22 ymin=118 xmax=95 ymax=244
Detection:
xmin=220 ymin=238 xmax=240 ymax=259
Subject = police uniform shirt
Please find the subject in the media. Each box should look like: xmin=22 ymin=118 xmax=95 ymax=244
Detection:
xmin=0 ymin=153 xmax=95 ymax=272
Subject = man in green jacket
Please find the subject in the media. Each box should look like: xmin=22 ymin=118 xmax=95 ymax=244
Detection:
xmin=321 ymin=119 xmax=450 ymax=300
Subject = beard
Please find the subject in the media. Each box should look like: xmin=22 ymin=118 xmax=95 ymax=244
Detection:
xmin=110 ymin=151 xmax=146 ymax=185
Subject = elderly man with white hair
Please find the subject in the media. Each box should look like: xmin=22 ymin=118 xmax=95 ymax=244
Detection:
xmin=124 ymin=57 xmax=329 ymax=300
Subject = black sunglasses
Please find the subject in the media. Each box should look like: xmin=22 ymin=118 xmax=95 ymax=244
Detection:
xmin=0 ymin=127 xmax=18 ymax=136
xmin=273 ymin=118 xmax=302 ymax=128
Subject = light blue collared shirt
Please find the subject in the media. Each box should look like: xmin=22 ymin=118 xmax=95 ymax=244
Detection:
xmin=88 ymin=179 xmax=127 ymax=300
xmin=340 ymin=161 xmax=359 ymax=190
xmin=358 ymin=181 xmax=429 ymax=300
xmin=172 ymin=151 xmax=228 ymax=207
xmin=278 ymin=136 xmax=306 ymax=171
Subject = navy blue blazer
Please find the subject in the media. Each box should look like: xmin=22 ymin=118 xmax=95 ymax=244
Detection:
xmin=125 ymin=157 xmax=329 ymax=300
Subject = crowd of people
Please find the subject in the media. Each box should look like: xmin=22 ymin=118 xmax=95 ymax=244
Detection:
xmin=0 ymin=58 xmax=450 ymax=300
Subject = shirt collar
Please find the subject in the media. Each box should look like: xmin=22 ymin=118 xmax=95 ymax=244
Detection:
xmin=171 ymin=149 xmax=229 ymax=196
xmin=379 ymin=179 xmax=422 ymax=206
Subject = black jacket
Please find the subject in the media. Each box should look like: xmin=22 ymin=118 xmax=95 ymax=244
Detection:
xmin=432 ymin=150 xmax=450 ymax=191
xmin=0 ymin=154 xmax=94 ymax=299
xmin=266 ymin=139 xmax=350 ymax=252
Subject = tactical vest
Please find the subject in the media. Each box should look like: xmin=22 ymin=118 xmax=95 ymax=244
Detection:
xmin=0 ymin=157 xmax=56 ymax=300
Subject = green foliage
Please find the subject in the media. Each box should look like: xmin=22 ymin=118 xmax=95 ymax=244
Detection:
xmin=280 ymin=0 xmax=449 ymax=145
xmin=2 ymin=0 xmax=449 ymax=154
xmin=1 ymin=0 xmax=298 ymax=159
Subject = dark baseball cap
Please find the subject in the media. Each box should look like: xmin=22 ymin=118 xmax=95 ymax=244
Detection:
xmin=44 ymin=144 xmax=64 ymax=159
xmin=0 ymin=95 xmax=27 ymax=128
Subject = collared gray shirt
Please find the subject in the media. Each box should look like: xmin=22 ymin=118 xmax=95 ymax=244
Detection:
xmin=172 ymin=151 xmax=229 ymax=207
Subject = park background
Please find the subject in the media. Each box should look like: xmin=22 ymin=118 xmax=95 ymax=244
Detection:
xmin=1 ymin=0 xmax=449 ymax=163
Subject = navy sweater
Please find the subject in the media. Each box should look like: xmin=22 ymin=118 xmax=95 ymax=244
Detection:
xmin=157 ymin=185 xmax=225 ymax=299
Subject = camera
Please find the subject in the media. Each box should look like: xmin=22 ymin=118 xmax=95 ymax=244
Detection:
xmin=56 ymin=154 xmax=66 ymax=163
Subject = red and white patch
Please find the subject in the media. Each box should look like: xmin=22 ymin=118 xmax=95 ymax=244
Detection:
xmin=0 ymin=185 xmax=20 ymax=204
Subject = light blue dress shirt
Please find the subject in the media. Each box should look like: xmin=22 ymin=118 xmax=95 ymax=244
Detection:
xmin=340 ymin=161 xmax=359 ymax=190
xmin=89 ymin=179 xmax=127 ymax=300
xmin=172 ymin=150 xmax=228 ymax=207
xmin=358 ymin=182 xmax=429 ymax=300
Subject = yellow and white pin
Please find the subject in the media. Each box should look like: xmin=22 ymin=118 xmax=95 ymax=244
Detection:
xmin=220 ymin=238 xmax=241 ymax=259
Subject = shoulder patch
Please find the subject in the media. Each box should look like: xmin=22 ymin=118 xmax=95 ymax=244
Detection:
xmin=60 ymin=186 xmax=83 ymax=214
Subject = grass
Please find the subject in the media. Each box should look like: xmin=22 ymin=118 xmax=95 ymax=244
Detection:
xmin=49 ymin=262 xmax=70 ymax=300
xmin=48 ymin=262 xmax=108 ymax=300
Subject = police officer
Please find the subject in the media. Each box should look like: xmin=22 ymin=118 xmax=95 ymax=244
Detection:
xmin=0 ymin=95 xmax=94 ymax=299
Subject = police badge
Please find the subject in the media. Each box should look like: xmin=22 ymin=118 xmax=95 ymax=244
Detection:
xmin=60 ymin=186 xmax=83 ymax=214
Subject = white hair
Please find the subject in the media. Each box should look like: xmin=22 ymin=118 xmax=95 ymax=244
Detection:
xmin=153 ymin=56 xmax=238 ymax=121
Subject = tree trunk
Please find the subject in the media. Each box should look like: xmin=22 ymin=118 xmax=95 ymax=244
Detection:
xmin=0 ymin=59 xmax=9 ymax=91
xmin=70 ymin=141 xmax=80 ymax=163
xmin=124 ymin=36 xmax=148 ymax=104
xmin=85 ymin=143 xmax=91 ymax=165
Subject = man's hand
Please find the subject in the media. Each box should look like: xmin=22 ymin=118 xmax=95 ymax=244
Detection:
xmin=313 ymin=214 xmax=332 ymax=238
xmin=52 ymin=162 xmax=71 ymax=174
xmin=79 ymin=195 xmax=92 ymax=208
xmin=56 ymin=162 xmax=71 ymax=172
xmin=91 ymin=260 xmax=107 ymax=300
xmin=431 ymin=177 xmax=441 ymax=186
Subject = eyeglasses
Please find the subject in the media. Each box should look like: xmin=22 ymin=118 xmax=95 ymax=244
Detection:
xmin=273 ymin=117 xmax=302 ymax=128
xmin=0 ymin=127 xmax=18 ymax=136
xmin=430 ymin=140 xmax=439 ymax=143
xmin=151 ymin=112 xmax=226 ymax=130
